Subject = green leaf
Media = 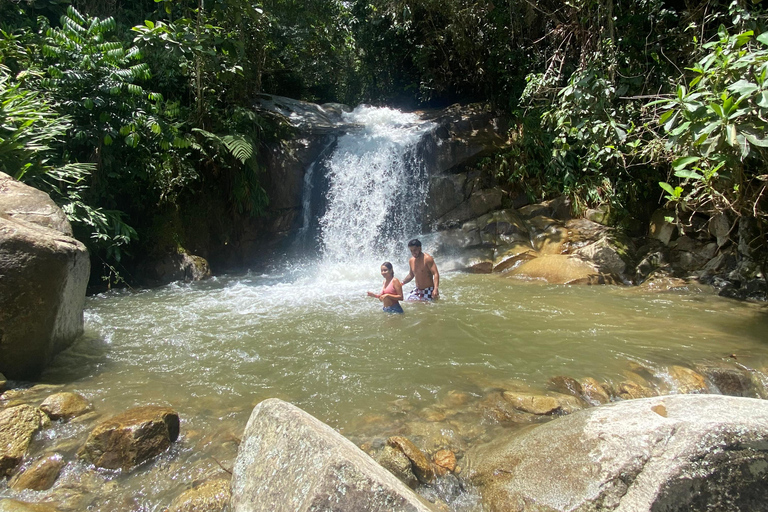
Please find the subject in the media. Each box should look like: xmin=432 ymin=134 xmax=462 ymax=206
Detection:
xmin=674 ymin=169 xmax=703 ymax=179
xmin=757 ymin=32 xmax=768 ymax=46
xmin=727 ymin=79 xmax=758 ymax=97
xmin=672 ymin=156 xmax=700 ymax=170
xmin=659 ymin=182 xmax=676 ymax=196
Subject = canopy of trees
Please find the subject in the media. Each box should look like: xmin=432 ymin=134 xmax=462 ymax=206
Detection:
xmin=2 ymin=0 xmax=766 ymax=284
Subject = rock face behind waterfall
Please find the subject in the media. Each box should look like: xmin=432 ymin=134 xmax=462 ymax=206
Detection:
xmin=230 ymin=398 xmax=436 ymax=512
xmin=0 ymin=172 xmax=90 ymax=380
xmin=469 ymin=394 xmax=768 ymax=512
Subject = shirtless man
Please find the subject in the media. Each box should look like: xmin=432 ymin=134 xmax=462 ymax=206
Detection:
xmin=401 ymin=239 xmax=439 ymax=301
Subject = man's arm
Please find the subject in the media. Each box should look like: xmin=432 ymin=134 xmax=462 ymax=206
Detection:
xmin=401 ymin=259 xmax=415 ymax=285
xmin=429 ymin=256 xmax=439 ymax=298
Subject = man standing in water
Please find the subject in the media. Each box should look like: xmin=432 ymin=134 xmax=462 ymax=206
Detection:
xmin=401 ymin=239 xmax=440 ymax=301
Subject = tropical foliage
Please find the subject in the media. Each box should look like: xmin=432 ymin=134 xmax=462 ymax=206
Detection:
xmin=2 ymin=0 xmax=767 ymax=285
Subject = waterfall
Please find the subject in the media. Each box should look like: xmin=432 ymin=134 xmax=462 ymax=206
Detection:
xmin=317 ymin=106 xmax=435 ymax=264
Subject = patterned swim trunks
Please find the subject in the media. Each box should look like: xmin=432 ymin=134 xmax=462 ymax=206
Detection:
xmin=383 ymin=303 xmax=404 ymax=314
xmin=406 ymin=287 xmax=434 ymax=301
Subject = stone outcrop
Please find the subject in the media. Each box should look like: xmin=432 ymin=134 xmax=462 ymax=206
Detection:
xmin=470 ymin=395 xmax=768 ymax=512
xmin=0 ymin=405 xmax=47 ymax=477
xmin=139 ymin=250 xmax=212 ymax=287
xmin=0 ymin=172 xmax=90 ymax=380
xmin=230 ymin=398 xmax=436 ymax=512
xmin=79 ymin=406 xmax=180 ymax=471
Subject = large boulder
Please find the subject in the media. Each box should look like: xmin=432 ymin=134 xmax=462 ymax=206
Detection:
xmin=79 ymin=406 xmax=180 ymax=471
xmin=470 ymin=395 xmax=768 ymax=512
xmin=230 ymin=398 xmax=436 ymax=512
xmin=0 ymin=173 xmax=89 ymax=380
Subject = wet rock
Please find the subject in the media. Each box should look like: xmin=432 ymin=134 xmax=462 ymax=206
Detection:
xmin=0 ymin=405 xmax=47 ymax=476
xmin=230 ymin=398 xmax=435 ymax=512
xmin=470 ymin=395 xmax=768 ymax=512
xmin=440 ymin=390 xmax=471 ymax=408
xmin=697 ymin=364 xmax=759 ymax=397
xmin=492 ymin=250 xmax=536 ymax=274
xmin=40 ymin=392 xmax=92 ymax=421
xmin=0 ymin=500 xmax=62 ymax=512
xmin=419 ymin=408 xmax=447 ymax=422
xmin=667 ymin=365 xmax=709 ymax=394
xmin=377 ymin=445 xmax=418 ymax=488
xmin=9 ymin=453 xmax=65 ymax=491
xmin=166 ymin=478 xmax=230 ymax=512
xmin=637 ymin=273 xmax=690 ymax=292
xmin=501 ymin=391 xmax=560 ymax=415
xmin=616 ymin=380 xmax=656 ymax=400
xmin=80 ymin=406 xmax=180 ymax=471
xmin=140 ymin=251 xmax=211 ymax=287
xmin=580 ymin=377 xmax=611 ymax=405
xmin=387 ymin=436 xmax=435 ymax=484
xmin=432 ymin=450 xmax=457 ymax=474
xmin=480 ymin=392 xmax=547 ymax=424
xmin=507 ymin=254 xmax=601 ymax=285
xmin=548 ymin=376 xmax=583 ymax=397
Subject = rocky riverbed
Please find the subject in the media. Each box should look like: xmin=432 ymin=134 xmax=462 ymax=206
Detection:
xmin=2 ymin=354 xmax=767 ymax=511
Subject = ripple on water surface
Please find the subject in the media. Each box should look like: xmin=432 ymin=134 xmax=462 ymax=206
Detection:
xmin=7 ymin=270 xmax=767 ymax=511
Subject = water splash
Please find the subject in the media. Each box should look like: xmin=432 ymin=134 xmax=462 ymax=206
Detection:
xmin=319 ymin=106 xmax=435 ymax=265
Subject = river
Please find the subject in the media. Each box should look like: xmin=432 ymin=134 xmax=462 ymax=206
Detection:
xmin=2 ymin=107 xmax=768 ymax=511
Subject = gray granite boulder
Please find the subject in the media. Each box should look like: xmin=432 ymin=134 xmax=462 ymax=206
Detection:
xmin=469 ymin=394 xmax=768 ymax=512
xmin=0 ymin=173 xmax=89 ymax=379
xmin=230 ymin=398 xmax=436 ymax=512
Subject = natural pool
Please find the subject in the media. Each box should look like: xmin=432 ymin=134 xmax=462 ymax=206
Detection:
xmin=3 ymin=264 xmax=768 ymax=511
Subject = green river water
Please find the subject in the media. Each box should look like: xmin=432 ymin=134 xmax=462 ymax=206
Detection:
xmin=2 ymin=266 xmax=768 ymax=511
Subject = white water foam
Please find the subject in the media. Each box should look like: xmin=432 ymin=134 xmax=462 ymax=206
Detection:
xmin=319 ymin=106 xmax=434 ymax=267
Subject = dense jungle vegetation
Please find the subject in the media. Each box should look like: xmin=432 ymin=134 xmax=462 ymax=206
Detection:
xmin=1 ymin=0 xmax=767 ymax=285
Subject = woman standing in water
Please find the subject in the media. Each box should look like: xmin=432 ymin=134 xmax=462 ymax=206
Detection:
xmin=367 ymin=262 xmax=404 ymax=313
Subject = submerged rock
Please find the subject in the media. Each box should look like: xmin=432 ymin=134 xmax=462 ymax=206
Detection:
xmin=40 ymin=392 xmax=92 ymax=421
xmin=166 ymin=478 xmax=230 ymax=512
xmin=697 ymin=363 xmax=760 ymax=397
xmin=501 ymin=391 xmax=561 ymax=416
xmin=432 ymin=450 xmax=457 ymax=475
xmin=230 ymin=398 xmax=436 ymax=512
xmin=666 ymin=365 xmax=710 ymax=394
xmin=0 ymin=500 xmax=62 ymax=512
xmin=470 ymin=395 xmax=768 ymax=512
xmin=579 ymin=377 xmax=612 ymax=405
xmin=387 ymin=436 xmax=435 ymax=484
xmin=80 ymin=406 xmax=180 ymax=471
xmin=0 ymin=405 xmax=47 ymax=477
xmin=9 ymin=453 xmax=65 ymax=491
xmin=377 ymin=445 xmax=418 ymax=488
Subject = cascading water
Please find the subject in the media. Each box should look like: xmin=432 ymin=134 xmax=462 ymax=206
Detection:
xmin=317 ymin=106 xmax=435 ymax=264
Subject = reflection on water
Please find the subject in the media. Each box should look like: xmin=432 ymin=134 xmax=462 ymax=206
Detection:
xmin=3 ymin=267 xmax=768 ymax=510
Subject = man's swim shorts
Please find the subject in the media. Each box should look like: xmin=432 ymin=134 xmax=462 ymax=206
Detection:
xmin=406 ymin=287 xmax=434 ymax=301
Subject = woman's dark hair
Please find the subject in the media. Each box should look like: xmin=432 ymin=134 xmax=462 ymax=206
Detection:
xmin=381 ymin=262 xmax=393 ymax=272
xmin=407 ymin=239 xmax=422 ymax=247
